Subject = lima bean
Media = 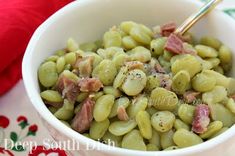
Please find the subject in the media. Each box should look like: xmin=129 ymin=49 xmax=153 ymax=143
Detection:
xmin=195 ymin=45 xmax=218 ymax=58
xmin=38 ymin=61 xmax=58 ymax=87
xmin=130 ymin=25 xmax=151 ymax=45
xmin=199 ymin=121 xmax=223 ymax=139
xmin=92 ymin=59 xmax=117 ymax=85
xmin=89 ymin=119 xmax=110 ymax=140
xmin=40 ymin=90 xmax=63 ymax=103
xmin=67 ymin=38 xmax=78 ymax=52
xmin=54 ymin=99 xmax=74 ymax=120
xmin=127 ymin=96 xmax=148 ymax=118
xmin=103 ymin=30 xmax=122 ymax=48
xmin=122 ymin=36 xmax=138 ymax=50
xmin=171 ymin=54 xmax=202 ymax=77
xmin=127 ymin=46 xmax=151 ymax=63
xmin=121 ymin=130 xmax=146 ymax=151
xmin=103 ymin=86 xmax=121 ymax=98
xmin=121 ymin=69 xmax=147 ymax=96
xmin=225 ymin=98 xmax=235 ymax=114
xmin=136 ymin=111 xmax=152 ymax=139
xmin=150 ymin=87 xmax=178 ymax=111
xmin=200 ymin=36 xmax=222 ymax=50
xmin=178 ymin=104 xmax=195 ymax=125
xmin=172 ymin=70 xmax=190 ymax=94
xmin=202 ymin=86 xmax=227 ymax=104
xmin=93 ymin=95 xmax=115 ymax=122
xmin=149 ymin=129 xmax=161 ymax=149
xmin=109 ymin=97 xmax=130 ymax=118
xmin=56 ymin=57 xmax=66 ymax=73
xmin=150 ymin=37 xmax=167 ymax=56
xmin=160 ymin=129 xmax=176 ymax=149
xmin=146 ymin=144 xmax=159 ymax=151
xmin=151 ymin=111 xmax=175 ymax=132
xmin=102 ymin=131 xmax=122 ymax=147
xmin=209 ymin=103 xmax=235 ymax=127
xmin=109 ymin=120 xmax=137 ymax=136
xmin=192 ymin=72 xmax=216 ymax=92
xmin=79 ymin=42 xmax=97 ymax=52
xmin=173 ymin=129 xmax=203 ymax=148
xmin=174 ymin=119 xmax=190 ymax=131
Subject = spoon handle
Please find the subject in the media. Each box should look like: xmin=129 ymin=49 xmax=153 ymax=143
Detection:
xmin=175 ymin=0 xmax=223 ymax=35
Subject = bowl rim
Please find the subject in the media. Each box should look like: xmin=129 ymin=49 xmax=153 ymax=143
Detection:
xmin=22 ymin=0 xmax=235 ymax=155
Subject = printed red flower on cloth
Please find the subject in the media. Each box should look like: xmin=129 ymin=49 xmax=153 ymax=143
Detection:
xmin=0 ymin=147 xmax=14 ymax=156
xmin=27 ymin=124 xmax=38 ymax=136
xmin=29 ymin=146 xmax=67 ymax=156
xmin=0 ymin=116 xmax=10 ymax=129
xmin=17 ymin=116 xmax=29 ymax=129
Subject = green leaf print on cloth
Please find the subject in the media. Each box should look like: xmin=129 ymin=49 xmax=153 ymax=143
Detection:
xmin=224 ymin=9 xmax=235 ymax=19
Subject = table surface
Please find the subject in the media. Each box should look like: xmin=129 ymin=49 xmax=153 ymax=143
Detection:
xmin=1 ymin=1 xmax=235 ymax=155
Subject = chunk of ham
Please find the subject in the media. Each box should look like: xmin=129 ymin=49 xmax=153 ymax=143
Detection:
xmin=164 ymin=33 xmax=184 ymax=54
xmin=56 ymin=75 xmax=79 ymax=103
xmin=158 ymin=74 xmax=172 ymax=91
xmin=125 ymin=61 xmax=144 ymax=70
xmin=160 ymin=22 xmax=177 ymax=37
xmin=183 ymin=91 xmax=200 ymax=103
xmin=71 ymin=97 xmax=95 ymax=133
xmin=192 ymin=104 xmax=210 ymax=134
xmin=78 ymin=78 xmax=103 ymax=92
xmin=155 ymin=62 xmax=166 ymax=74
xmin=74 ymin=55 xmax=94 ymax=77
xmin=117 ymin=106 xmax=129 ymax=121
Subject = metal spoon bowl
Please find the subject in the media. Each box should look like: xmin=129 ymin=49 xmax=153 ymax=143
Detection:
xmin=175 ymin=0 xmax=223 ymax=35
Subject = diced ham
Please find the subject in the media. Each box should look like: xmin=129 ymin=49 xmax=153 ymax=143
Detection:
xmin=56 ymin=75 xmax=79 ymax=103
xmin=117 ymin=106 xmax=129 ymax=121
xmin=74 ymin=55 xmax=94 ymax=77
xmin=230 ymin=94 xmax=235 ymax=101
xmin=160 ymin=22 xmax=177 ymax=37
xmin=192 ymin=104 xmax=210 ymax=134
xmin=183 ymin=91 xmax=200 ymax=103
xmin=164 ymin=33 xmax=184 ymax=54
xmin=125 ymin=61 xmax=144 ymax=70
xmin=78 ymin=78 xmax=103 ymax=92
xmin=71 ymin=97 xmax=95 ymax=133
xmin=158 ymin=74 xmax=172 ymax=91
xmin=155 ymin=62 xmax=166 ymax=74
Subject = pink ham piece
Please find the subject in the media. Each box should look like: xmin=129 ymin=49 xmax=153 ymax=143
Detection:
xmin=158 ymin=74 xmax=172 ymax=91
xmin=183 ymin=91 xmax=200 ymax=103
xmin=192 ymin=104 xmax=210 ymax=134
xmin=155 ymin=62 xmax=166 ymax=74
xmin=56 ymin=75 xmax=79 ymax=103
xmin=71 ymin=97 xmax=95 ymax=133
xmin=117 ymin=106 xmax=129 ymax=121
xmin=125 ymin=61 xmax=144 ymax=70
xmin=230 ymin=94 xmax=235 ymax=101
xmin=160 ymin=22 xmax=177 ymax=37
xmin=78 ymin=78 xmax=103 ymax=92
xmin=74 ymin=55 xmax=94 ymax=77
xmin=164 ymin=33 xmax=184 ymax=54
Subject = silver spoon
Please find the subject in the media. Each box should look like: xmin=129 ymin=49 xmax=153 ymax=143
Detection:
xmin=175 ymin=0 xmax=223 ymax=35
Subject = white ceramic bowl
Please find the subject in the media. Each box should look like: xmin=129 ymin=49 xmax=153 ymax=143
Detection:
xmin=22 ymin=0 xmax=235 ymax=155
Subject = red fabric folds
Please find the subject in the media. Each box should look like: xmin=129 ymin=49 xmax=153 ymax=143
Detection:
xmin=0 ymin=0 xmax=73 ymax=95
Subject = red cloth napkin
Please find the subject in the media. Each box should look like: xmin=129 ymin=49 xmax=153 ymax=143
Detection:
xmin=0 ymin=0 xmax=73 ymax=96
